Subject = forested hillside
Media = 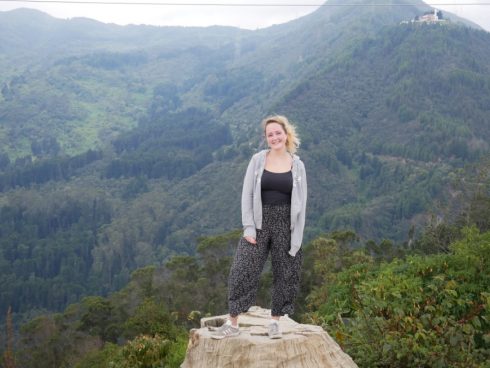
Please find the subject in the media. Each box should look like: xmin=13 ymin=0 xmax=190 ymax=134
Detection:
xmin=1 ymin=0 xmax=490 ymax=338
xmin=279 ymin=23 xmax=490 ymax=239
xmin=5 ymin=177 xmax=489 ymax=367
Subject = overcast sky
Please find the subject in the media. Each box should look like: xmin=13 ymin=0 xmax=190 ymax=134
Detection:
xmin=0 ymin=0 xmax=489 ymax=31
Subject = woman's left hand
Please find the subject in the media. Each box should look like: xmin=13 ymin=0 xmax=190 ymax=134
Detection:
xmin=244 ymin=236 xmax=257 ymax=245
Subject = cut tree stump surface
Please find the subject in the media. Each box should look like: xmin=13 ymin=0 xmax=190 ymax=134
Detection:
xmin=181 ymin=306 xmax=359 ymax=368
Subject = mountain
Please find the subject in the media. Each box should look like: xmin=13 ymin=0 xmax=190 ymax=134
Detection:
xmin=0 ymin=8 xmax=249 ymax=157
xmin=278 ymin=23 xmax=490 ymax=237
xmin=1 ymin=1 xmax=490 ymax=324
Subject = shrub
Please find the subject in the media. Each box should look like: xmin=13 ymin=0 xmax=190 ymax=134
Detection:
xmin=306 ymin=227 xmax=490 ymax=367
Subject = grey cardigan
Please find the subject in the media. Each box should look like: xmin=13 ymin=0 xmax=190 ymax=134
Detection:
xmin=241 ymin=149 xmax=307 ymax=257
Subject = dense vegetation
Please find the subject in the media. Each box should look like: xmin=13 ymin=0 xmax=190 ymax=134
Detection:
xmin=279 ymin=23 xmax=490 ymax=241
xmin=1 ymin=3 xmax=490 ymax=366
xmin=106 ymin=108 xmax=232 ymax=180
xmin=2 ymin=182 xmax=488 ymax=367
xmin=304 ymin=227 xmax=489 ymax=367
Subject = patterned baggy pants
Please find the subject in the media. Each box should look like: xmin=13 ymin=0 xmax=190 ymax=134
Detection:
xmin=228 ymin=204 xmax=303 ymax=317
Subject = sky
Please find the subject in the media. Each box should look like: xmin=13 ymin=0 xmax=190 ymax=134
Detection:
xmin=0 ymin=0 xmax=489 ymax=31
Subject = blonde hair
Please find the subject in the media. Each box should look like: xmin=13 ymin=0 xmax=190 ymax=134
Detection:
xmin=261 ymin=115 xmax=300 ymax=154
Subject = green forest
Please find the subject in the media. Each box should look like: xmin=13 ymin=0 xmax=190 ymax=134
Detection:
xmin=3 ymin=173 xmax=489 ymax=367
xmin=1 ymin=0 xmax=490 ymax=366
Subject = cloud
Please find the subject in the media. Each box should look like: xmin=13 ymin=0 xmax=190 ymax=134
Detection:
xmin=430 ymin=0 xmax=490 ymax=31
xmin=0 ymin=0 xmax=488 ymax=31
xmin=0 ymin=0 xmax=319 ymax=29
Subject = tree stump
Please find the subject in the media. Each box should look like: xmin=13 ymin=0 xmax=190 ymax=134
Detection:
xmin=181 ymin=306 xmax=358 ymax=368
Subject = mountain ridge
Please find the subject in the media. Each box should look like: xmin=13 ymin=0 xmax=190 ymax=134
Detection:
xmin=1 ymin=0 xmax=490 ymax=327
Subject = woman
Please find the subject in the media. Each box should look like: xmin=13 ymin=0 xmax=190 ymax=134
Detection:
xmin=212 ymin=115 xmax=307 ymax=340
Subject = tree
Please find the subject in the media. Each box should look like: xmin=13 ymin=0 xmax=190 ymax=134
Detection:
xmin=78 ymin=297 xmax=120 ymax=342
xmin=305 ymin=227 xmax=490 ymax=367
xmin=3 ymin=306 xmax=16 ymax=368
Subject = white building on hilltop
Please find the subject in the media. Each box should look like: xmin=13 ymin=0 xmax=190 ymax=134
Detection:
xmin=413 ymin=9 xmax=446 ymax=24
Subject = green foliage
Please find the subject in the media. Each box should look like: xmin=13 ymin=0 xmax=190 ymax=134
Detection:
xmin=156 ymin=230 xmax=249 ymax=320
xmin=280 ymin=24 xmax=490 ymax=241
xmin=17 ymin=312 xmax=104 ymax=368
xmin=118 ymin=335 xmax=171 ymax=368
xmin=116 ymin=334 xmax=186 ymax=368
xmin=203 ymin=68 xmax=265 ymax=111
xmin=464 ymin=192 xmax=490 ymax=233
xmin=306 ymin=227 xmax=490 ymax=367
xmin=11 ymin=207 xmax=490 ymax=367
xmin=79 ymin=296 xmax=120 ymax=342
xmin=0 ymin=149 xmax=102 ymax=191
xmin=300 ymin=231 xmax=374 ymax=318
xmin=16 ymin=269 xmax=188 ymax=367
xmin=11 ymin=231 xmax=239 ymax=367
xmin=413 ymin=217 xmax=462 ymax=254
xmin=123 ymin=299 xmax=179 ymax=340
xmin=80 ymin=51 xmax=148 ymax=70
xmin=105 ymin=108 xmax=232 ymax=180
xmin=74 ymin=335 xmax=187 ymax=368
xmin=74 ymin=343 xmax=120 ymax=368
xmin=121 ymin=176 xmax=149 ymax=200
xmin=2 ymin=8 xmax=490 ymax=368
xmin=0 ymin=190 xmax=113 ymax=318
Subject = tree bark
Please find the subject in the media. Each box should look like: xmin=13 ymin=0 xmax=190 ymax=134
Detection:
xmin=181 ymin=306 xmax=358 ymax=368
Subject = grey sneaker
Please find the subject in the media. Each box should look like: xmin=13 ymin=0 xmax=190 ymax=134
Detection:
xmin=268 ymin=321 xmax=282 ymax=339
xmin=211 ymin=321 xmax=240 ymax=340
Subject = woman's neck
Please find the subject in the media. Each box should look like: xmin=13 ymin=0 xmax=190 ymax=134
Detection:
xmin=268 ymin=148 xmax=289 ymax=158
xmin=265 ymin=148 xmax=292 ymax=172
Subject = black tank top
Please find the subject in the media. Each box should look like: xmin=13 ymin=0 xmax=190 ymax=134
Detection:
xmin=261 ymin=169 xmax=293 ymax=205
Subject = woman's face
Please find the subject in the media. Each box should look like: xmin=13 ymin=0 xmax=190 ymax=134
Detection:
xmin=265 ymin=122 xmax=287 ymax=151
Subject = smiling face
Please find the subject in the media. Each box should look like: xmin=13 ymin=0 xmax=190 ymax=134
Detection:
xmin=265 ymin=122 xmax=288 ymax=152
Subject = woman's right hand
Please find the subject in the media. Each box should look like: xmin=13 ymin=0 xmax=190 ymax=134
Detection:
xmin=244 ymin=236 xmax=257 ymax=245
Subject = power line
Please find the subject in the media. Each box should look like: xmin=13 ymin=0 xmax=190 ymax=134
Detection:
xmin=0 ymin=0 xmax=489 ymax=7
